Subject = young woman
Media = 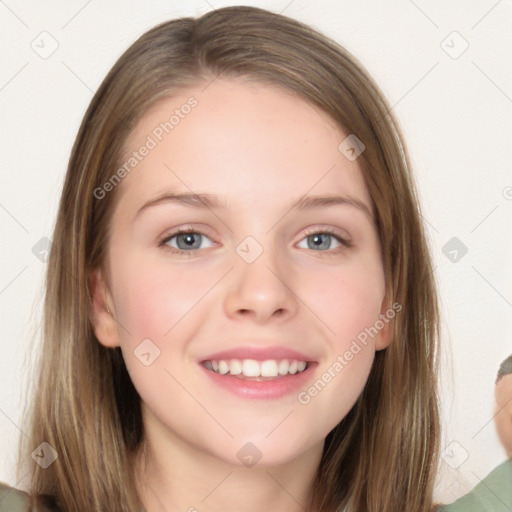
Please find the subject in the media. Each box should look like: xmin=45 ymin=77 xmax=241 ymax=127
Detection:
xmin=1 ymin=6 xmax=448 ymax=511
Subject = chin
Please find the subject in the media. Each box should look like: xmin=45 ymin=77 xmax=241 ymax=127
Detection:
xmin=221 ymin=435 xmax=315 ymax=469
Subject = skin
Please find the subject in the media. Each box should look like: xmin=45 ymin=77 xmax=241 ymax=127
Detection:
xmin=90 ymin=78 xmax=392 ymax=512
xmin=494 ymin=374 xmax=512 ymax=458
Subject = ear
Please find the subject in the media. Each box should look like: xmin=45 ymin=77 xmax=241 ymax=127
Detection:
xmin=89 ymin=267 xmax=120 ymax=348
xmin=374 ymin=293 xmax=397 ymax=351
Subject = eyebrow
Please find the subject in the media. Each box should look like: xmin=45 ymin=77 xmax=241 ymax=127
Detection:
xmin=134 ymin=191 xmax=373 ymax=219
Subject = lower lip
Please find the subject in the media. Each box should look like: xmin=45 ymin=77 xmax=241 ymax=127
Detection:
xmin=198 ymin=362 xmax=318 ymax=400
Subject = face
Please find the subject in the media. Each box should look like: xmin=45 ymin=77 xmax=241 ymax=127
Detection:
xmin=90 ymin=78 xmax=392 ymax=468
xmin=495 ymin=374 xmax=512 ymax=457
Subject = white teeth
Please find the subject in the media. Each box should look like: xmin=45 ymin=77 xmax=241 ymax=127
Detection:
xmin=229 ymin=360 xmax=242 ymax=375
xmin=218 ymin=360 xmax=229 ymax=375
xmin=204 ymin=358 xmax=309 ymax=377
xmin=260 ymin=360 xmax=278 ymax=377
xmin=242 ymin=359 xmax=261 ymax=377
xmin=278 ymin=360 xmax=289 ymax=375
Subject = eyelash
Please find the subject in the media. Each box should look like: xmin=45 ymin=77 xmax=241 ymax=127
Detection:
xmin=158 ymin=226 xmax=353 ymax=257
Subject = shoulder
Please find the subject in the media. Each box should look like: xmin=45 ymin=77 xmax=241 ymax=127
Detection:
xmin=440 ymin=458 xmax=512 ymax=511
xmin=0 ymin=481 xmax=30 ymax=512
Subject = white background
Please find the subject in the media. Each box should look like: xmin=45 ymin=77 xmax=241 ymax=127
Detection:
xmin=0 ymin=0 xmax=511 ymax=504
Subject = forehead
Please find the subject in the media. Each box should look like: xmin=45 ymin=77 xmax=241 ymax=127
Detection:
xmin=117 ymin=78 xmax=371 ymax=213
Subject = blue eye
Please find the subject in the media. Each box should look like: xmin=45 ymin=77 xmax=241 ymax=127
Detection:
xmin=159 ymin=229 xmax=215 ymax=254
xmin=298 ymin=230 xmax=347 ymax=251
xmin=158 ymin=226 xmax=352 ymax=256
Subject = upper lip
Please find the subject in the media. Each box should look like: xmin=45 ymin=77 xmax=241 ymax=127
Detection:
xmin=199 ymin=345 xmax=317 ymax=363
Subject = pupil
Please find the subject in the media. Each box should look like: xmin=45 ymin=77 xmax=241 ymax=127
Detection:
xmin=310 ymin=233 xmax=329 ymax=250
xmin=177 ymin=233 xmax=200 ymax=250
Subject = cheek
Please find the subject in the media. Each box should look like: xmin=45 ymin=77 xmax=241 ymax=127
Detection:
xmin=294 ymin=261 xmax=384 ymax=411
xmin=495 ymin=412 xmax=511 ymax=445
xmin=495 ymin=399 xmax=512 ymax=441
xmin=112 ymin=256 xmax=215 ymax=342
xmin=304 ymin=259 xmax=385 ymax=344
xmin=111 ymin=260 xmax=205 ymax=408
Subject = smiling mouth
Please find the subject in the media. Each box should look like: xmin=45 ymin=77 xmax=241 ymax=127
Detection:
xmin=201 ymin=358 xmax=310 ymax=380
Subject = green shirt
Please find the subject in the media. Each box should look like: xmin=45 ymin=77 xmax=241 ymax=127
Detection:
xmin=2 ymin=459 xmax=511 ymax=511
xmin=0 ymin=482 xmax=30 ymax=511
xmin=436 ymin=458 xmax=512 ymax=511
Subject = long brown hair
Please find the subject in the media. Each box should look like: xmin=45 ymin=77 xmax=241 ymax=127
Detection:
xmin=17 ymin=6 xmax=441 ymax=511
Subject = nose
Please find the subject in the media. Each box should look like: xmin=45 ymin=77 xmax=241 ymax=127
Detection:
xmin=223 ymin=242 xmax=298 ymax=325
